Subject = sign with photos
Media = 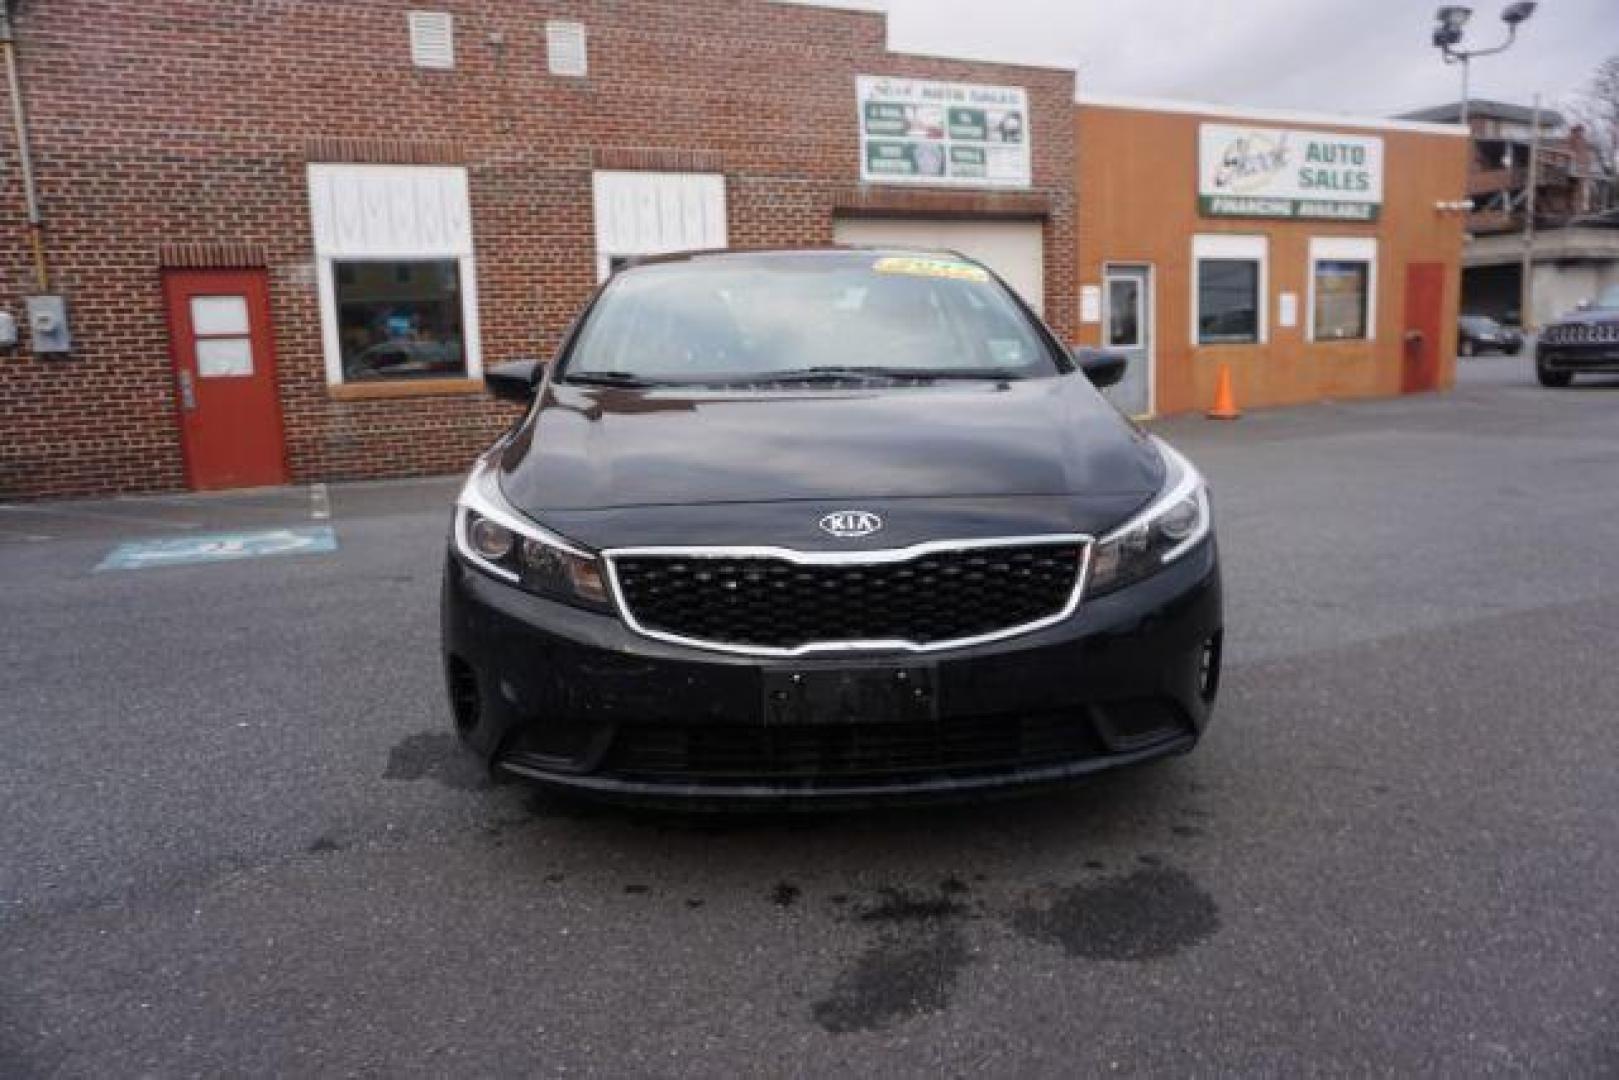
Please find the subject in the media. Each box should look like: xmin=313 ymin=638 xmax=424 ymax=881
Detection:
xmin=858 ymin=76 xmax=1032 ymax=189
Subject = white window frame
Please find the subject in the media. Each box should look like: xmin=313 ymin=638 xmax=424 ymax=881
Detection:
xmin=1191 ymin=234 xmax=1268 ymax=346
xmin=1307 ymin=236 xmax=1377 ymax=343
xmin=307 ymin=164 xmax=482 ymax=386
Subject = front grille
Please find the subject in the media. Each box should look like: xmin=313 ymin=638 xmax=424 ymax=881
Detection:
xmin=1544 ymin=322 xmax=1619 ymax=345
xmin=608 ymin=541 xmax=1086 ymax=653
xmin=605 ymin=712 xmax=1121 ymax=783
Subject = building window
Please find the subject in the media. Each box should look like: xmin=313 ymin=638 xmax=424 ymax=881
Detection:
xmin=334 ymin=260 xmax=466 ymax=381
xmin=1308 ymin=237 xmax=1377 ymax=342
xmin=1106 ymin=276 xmax=1141 ymax=347
xmin=1192 ymin=235 xmax=1267 ymax=346
xmin=308 ymin=164 xmax=482 ymax=386
xmin=1198 ymin=261 xmax=1259 ymax=343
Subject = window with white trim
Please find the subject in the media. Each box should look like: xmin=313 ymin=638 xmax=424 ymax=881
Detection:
xmin=1308 ymin=237 xmax=1377 ymax=342
xmin=307 ymin=164 xmax=482 ymax=385
xmin=1192 ymin=234 xmax=1267 ymax=346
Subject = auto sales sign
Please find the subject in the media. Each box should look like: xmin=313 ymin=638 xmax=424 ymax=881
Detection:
xmin=1198 ymin=123 xmax=1383 ymax=221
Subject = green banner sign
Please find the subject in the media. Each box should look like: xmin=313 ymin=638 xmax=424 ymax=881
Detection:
xmin=1199 ymin=195 xmax=1380 ymax=222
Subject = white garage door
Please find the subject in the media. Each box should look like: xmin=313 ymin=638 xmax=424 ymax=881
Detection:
xmin=832 ymin=217 xmax=1045 ymax=315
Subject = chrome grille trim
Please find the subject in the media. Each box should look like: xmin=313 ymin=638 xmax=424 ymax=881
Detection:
xmin=601 ymin=534 xmax=1095 ymax=658
xmin=1545 ymin=323 xmax=1619 ymax=345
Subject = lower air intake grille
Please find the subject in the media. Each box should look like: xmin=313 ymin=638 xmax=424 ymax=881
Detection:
xmin=606 ymin=712 xmax=1118 ymax=783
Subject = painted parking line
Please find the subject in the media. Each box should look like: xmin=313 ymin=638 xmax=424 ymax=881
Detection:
xmin=96 ymin=526 xmax=338 ymax=572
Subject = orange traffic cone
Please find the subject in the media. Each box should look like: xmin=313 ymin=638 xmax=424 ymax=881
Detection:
xmin=1207 ymin=361 xmax=1241 ymax=420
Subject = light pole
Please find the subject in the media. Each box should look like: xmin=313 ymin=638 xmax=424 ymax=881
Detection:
xmin=1430 ymin=3 xmax=1538 ymax=324
xmin=1430 ymin=3 xmax=1538 ymax=131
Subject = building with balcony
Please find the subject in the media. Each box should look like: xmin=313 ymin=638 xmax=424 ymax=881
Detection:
xmin=1400 ymin=99 xmax=1619 ymax=327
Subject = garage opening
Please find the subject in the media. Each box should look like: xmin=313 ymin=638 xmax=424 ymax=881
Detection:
xmin=832 ymin=217 xmax=1045 ymax=315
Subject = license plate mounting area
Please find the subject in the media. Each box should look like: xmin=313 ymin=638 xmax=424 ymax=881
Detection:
xmin=762 ymin=665 xmax=938 ymax=726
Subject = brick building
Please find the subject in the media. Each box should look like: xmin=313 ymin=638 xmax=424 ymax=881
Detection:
xmin=0 ymin=0 xmax=1076 ymax=496
xmin=1 ymin=1 xmax=1471 ymax=499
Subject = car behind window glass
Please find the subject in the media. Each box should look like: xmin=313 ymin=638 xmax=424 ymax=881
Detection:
xmin=335 ymin=259 xmax=467 ymax=381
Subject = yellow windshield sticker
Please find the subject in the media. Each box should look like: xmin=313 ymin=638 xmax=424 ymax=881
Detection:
xmin=872 ymin=256 xmax=991 ymax=283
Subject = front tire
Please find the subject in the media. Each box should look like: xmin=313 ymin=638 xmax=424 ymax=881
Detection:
xmin=1536 ymin=361 xmax=1573 ymax=388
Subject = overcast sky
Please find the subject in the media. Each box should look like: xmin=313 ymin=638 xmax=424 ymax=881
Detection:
xmin=883 ymin=0 xmax=1616 ymax=118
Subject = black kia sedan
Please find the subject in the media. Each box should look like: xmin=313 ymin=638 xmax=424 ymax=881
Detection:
xmin=441 ymin=249 xmax=1222 ymax=807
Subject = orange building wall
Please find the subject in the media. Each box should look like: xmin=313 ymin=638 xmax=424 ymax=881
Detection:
xmin=1074 ymin=104 xmax=1469 ymax=416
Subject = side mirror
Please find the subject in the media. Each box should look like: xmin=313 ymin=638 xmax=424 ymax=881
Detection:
xmin=485 ymin=359 xmax=544 ymax=404
xmin=1071 ymin=346 xmax=1128 ymax=389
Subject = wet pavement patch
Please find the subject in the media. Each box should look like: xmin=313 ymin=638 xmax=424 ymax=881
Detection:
xmin=812 ymin=882 xmax=978 ymax=1033
xmin=811 ymin=925 xmax=970 ymax=1034
xmin=1011 ymin=866 xmax=1219 ymax=962
xmin=382 ymin=733 xmax=492 ymax=791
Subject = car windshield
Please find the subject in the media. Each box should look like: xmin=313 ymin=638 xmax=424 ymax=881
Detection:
xmin=1593 ymin=285 xmax=1619 ymax=310
xmin=1461 ymin=316 xmax=1498 ymax=331
xmin=562 ymin=252 xmax=1063 ymax=384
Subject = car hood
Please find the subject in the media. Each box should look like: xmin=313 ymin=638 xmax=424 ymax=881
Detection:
xmin=496 ymin=376 xmax=1164 ymax=546
xmin=1551 ymin=308 xmax=1619 ymax=327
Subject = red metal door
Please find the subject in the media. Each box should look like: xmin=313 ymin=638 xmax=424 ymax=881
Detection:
xmin=1402 ymin=262 xmax=1446 ymax=394
xmin=162 ymin=269 xmax=287 ymax=490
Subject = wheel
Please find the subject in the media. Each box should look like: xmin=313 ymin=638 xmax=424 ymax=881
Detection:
xmin=1459 ymin=338 xmax=1475 ymax=357
xmin=1536 ymin=361 xmax=1572 ymax=388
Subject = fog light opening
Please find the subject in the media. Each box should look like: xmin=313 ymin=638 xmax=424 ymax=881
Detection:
xmin=1198 ymin=631 xmax=1223 ymax=704
xmin=447 ymin=656 xmax=480 ymax=735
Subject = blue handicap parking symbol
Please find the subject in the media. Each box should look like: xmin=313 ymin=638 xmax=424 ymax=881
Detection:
xmin=97 ymin=526 xmax=338 ymax=572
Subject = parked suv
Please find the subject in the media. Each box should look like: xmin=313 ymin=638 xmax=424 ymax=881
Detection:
xmin=1536 ymin=286 xmax=1619 ymax=387
xmin=441 ymin=249 xmax=1222 ymax=807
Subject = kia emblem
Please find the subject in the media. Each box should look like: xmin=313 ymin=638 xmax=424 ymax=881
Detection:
xmin=819 ymin=510 xmax=883 ymax=539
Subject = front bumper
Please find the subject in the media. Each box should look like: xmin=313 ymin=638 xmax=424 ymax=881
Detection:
xmin=1537 ymin=342 xmax=1619 ymax=373
xmin=440 ymin=540 xmax=1222 ymax=808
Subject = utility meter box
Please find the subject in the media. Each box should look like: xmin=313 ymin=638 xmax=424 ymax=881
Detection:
xmin=27 ymin=295 xmax=72 ymax=354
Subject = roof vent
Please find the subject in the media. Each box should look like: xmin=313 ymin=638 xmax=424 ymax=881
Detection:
xmin=546 ymin=21 xmax=588 ymax=77
xmin=408 ymin=11 xmax=455 ymax=69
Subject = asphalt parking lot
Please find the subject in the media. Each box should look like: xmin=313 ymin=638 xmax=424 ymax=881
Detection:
xmin=2 ymin=355 xmax=1616 ymax=1076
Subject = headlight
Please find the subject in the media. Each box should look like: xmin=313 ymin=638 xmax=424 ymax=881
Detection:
xmin=453 ymin=459 xmax=612 ymax=612
xmin=1087 ymin=439 xmax=1211 ymax=598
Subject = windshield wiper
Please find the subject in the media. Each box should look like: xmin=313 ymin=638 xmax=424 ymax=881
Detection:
xmin=565 ymin=370 xmax=659 ymax=388
xmin=761 ymin=366 xmax=1024 ymax=383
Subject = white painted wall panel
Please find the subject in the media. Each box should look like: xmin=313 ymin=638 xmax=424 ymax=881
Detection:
xmin=592 ymin=172 xmax=727 ymax=280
